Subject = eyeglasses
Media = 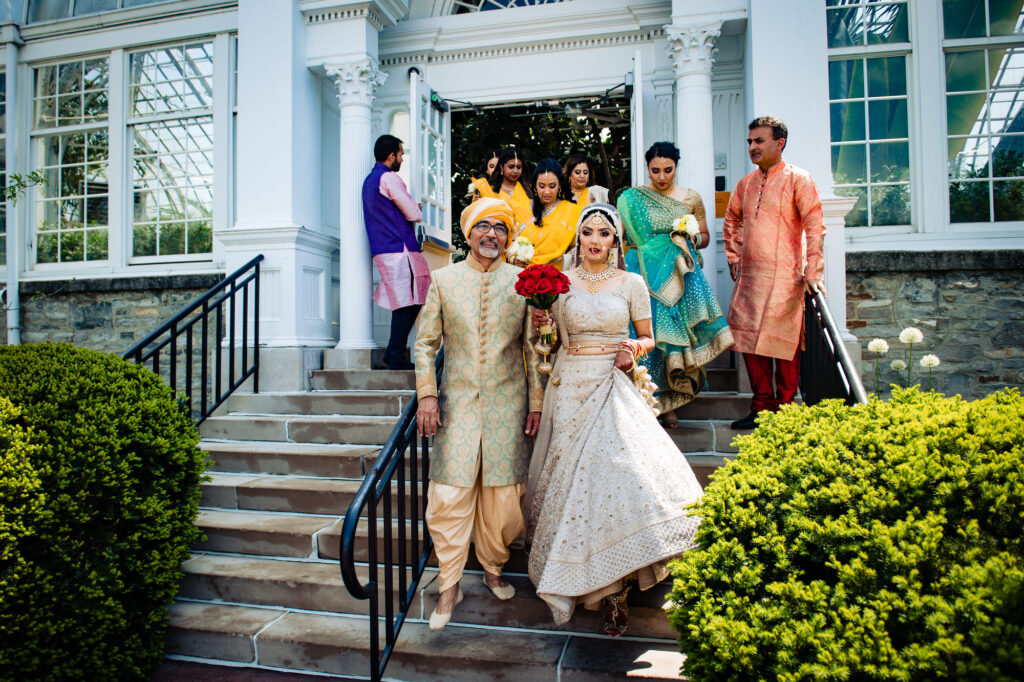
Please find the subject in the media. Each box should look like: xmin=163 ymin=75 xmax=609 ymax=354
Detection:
xmin=472 ymin=222 xmax=508 ymax=237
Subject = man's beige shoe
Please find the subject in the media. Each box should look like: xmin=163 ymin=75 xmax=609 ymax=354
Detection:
xmin=482 ymin=574 xmax=515 ymax=600
xmin=428 ymin=588 xmax=463 ymax=631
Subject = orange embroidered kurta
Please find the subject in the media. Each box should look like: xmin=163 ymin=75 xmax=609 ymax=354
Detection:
xmin=723 ymin=161 xmax=825 ymax=360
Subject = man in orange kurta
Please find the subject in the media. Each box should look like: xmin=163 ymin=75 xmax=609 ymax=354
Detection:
xmin=723 ymin=116 xmax=826 ymax=429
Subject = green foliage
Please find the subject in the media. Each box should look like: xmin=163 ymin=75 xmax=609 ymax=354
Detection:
xmin=0 ymin=343 xmax=206 ymax=681
xmin=669 ymin=387 xmax=1024 ymax=681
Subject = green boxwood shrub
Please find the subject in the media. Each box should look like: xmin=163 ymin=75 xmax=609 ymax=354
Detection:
xmin=669 ymin=387 xmax=1024 ymax=681
xmin=0 ymin=343 xmax=205 ymax=681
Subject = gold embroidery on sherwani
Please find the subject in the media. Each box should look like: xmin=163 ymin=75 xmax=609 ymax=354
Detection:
xmin=414 ymin=254 xmax=543 ymax=488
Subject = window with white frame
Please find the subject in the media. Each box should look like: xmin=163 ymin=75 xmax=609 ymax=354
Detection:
xmin=31 ymin=58 xmax=110 ymax=263
xmin=826 ymin=0 xmax=911 ymax=227
xmin=944 ymin=0 xmax=1024 ymax=223
xmin=129 ymin=41 xmax=214 ymax=259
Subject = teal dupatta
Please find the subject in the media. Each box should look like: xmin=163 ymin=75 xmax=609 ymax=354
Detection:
xmin=618 ymin=186 xmax=734 ymax=413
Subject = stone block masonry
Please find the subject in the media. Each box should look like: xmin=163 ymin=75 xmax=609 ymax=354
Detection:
xmin=2 ymin=274 xmax=224 ymax=355
xmin=847 ymin=251 xmax=1023 ymax=400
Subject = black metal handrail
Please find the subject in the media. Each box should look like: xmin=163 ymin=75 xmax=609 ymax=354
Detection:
xmin=801 ymin=291 xmax=869 ymax=406
xmin=339 ymin=349 xmax=442 ymax=682
xmin=123 ymin=254 xmax=264 ymax=424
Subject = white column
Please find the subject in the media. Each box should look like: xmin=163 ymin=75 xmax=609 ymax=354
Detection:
xmin=666 ymin=22 xmax=722 ymax=300
xmin=821 ymin=196 xmax=858 ymax=343
xmin=327 ymin=58 xmax=387 ymax=366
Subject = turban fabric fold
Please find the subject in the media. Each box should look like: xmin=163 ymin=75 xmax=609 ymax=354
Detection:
xmin=459 ymin=198 xmax=514 ymax=238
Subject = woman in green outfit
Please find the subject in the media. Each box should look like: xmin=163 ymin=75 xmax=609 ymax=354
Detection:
xmin=619 ymin=142 xmax=734 ymax=426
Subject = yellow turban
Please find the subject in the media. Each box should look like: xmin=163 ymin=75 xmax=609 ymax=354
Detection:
xmin=459 ymin=198 xmax=514 ymax=238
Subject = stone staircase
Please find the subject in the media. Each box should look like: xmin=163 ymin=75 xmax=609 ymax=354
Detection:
xmin=163 ymin=357 xmax=750 ymax=680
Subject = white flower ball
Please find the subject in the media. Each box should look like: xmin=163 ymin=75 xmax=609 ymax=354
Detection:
xmin=899 ymin=327 xmax=924 ymax=344
xmin=867 ymin=338 xmax=889 ymax=354
xmin=890 ymin=359 xmax=907 ymax=371
xmin=920 ymin=354 xmax=941 ymax=368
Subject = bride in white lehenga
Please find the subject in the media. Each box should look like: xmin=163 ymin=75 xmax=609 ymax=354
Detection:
xmin=525 ymin=203 xmax=704 ymax=636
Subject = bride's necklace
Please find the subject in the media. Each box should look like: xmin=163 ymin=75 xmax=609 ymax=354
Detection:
xmin=575 ymin=264 xmax=617 ymax=294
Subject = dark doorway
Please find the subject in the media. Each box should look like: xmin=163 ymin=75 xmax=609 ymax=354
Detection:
xmin=450 ymin=93 xmax=631 ymax=255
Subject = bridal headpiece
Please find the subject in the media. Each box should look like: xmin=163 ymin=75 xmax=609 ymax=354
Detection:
xmin=573 ymin=203 xmax=624 ymax=268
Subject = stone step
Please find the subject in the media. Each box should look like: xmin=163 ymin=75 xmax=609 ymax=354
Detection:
xmin=311 ymin=366 xmax=740 ymax=398
xmin=224 ymin=390 xmax=414 ymax=417
xmin=705 ymin=367 xmax=737 ymax=392
xmin=673 ymin=391 xmax=749 ymax=420
xmin=417 ymin=572 xmax=678 ymax=640
xmin=166 ymin=601 xmax=686 ymax=680
xmin=179 ymin=554 xmax=675 ymax=639
xmin=195 ymin=509 xmax=338 ymax=559
xmin=202 ymin=473 xmax=417 ymax=516
xmin=310 ymin=368 xmax=415 ymax=391
xmin=201 ymin=440 xmax=379 ymax=478
xmin=199 ymin=414 xmax=398 ymax=445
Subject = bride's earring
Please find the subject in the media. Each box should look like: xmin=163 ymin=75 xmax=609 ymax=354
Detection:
xmin=607 ymin=246 xmax=617 ymax=265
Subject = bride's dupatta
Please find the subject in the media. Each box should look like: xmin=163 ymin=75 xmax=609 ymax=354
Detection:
xmin=523 ymin=296 xmax=569 ymax=543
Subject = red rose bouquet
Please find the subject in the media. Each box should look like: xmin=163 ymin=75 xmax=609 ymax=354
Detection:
xmin=515 ymin=264 xmax=570 ymax=372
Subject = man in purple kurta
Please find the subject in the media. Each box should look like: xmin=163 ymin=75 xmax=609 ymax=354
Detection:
xmin=363 ymin=134 xmax=431 ymax=370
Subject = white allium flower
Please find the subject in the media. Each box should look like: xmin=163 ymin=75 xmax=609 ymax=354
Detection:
xmin=920 ymin=354 xmax=941 ymax=368
xmin=867 ymin=338 xmax=889 ymax=354
xmin=899 ymin=327 xmax=924 ymax=344
xmin=890 ymin=359 xmax=907 ymax=371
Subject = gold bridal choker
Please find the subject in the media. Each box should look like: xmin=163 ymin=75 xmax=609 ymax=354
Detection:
xmin=575 ymin=264 xmax=617 ymax=293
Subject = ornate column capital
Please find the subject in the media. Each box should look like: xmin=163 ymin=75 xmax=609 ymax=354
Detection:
xmin=326 ymin=57 xmax=388 ymax=107
xmin=665 ymin=22 xmax=722 ymax=77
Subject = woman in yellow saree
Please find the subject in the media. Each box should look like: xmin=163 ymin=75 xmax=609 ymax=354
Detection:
xmin=510 ymin=158 xmax=581 ymax=270
xmin=474 ymin=147 xmax=532 ymax=227
xmin=563 ymin=152 xmax=609 ymax=207
xmin=468 ymin=149 xmax=500 ymax=199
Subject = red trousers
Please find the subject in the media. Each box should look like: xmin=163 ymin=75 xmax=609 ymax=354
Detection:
xmin=742 ymin=350 xmax=801 ymax=413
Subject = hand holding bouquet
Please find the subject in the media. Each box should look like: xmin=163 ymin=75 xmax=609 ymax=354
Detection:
xmin=515 ymin=264 xmax=571 ymax=372
xmin=672 ymin=214 xmax=701 ymax=246
xmin=506 ymin=236 xmax=535 ymax=267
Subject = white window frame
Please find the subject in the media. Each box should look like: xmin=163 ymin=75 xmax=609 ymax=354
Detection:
xmin=841 ymin=0 xmax=1024 ymax=249
xmin=826 ymin=0 xmax=914 ymax=236
xmin=14 ymin=7 xmax=237 ymax=280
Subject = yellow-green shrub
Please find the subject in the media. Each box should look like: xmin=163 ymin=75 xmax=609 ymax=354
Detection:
xmin=0 ymin=343 xmax=205 ymax=681
xmin=669 ymin=387 xmax=1024 ymax=681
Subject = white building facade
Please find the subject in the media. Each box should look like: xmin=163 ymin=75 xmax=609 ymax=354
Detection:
xmin=2 ymin=0 xmax=1021 ymax=395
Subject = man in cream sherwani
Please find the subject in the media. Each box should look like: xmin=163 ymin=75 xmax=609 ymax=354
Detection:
xmin=415 ymin=198 xmax=543 ymax=630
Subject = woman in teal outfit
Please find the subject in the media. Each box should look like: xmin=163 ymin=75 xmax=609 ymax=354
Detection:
xmin=619 ymin=142 xmax=733 ymax=426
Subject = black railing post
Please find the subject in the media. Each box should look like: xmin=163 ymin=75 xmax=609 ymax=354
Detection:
xmin=123 ymin=254 xmax=264 ymax=424
xmin=802 ymin=293 xmax=868 ymax=407
xmin=339 ymin=349 xmax=443 ymax=682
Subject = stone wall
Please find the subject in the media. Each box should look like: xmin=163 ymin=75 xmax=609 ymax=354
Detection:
xmin=846 ymin=250 xmax=1023 ymax=399
xmin=2 ymin=274 xmax=223 ymax=354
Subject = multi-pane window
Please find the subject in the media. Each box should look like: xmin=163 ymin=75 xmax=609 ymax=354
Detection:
xmin=826 ymin=0 xmax=909 ymax=47
xmin=129 ymin=42 xmax=213 ymax=258
xmin=32 ymin=58 xmax=109 ymax=263
xmin=944 ymin=0 xmax=1024 ymax=223
xmin=827 ymin=1 xmax=911 ymax=227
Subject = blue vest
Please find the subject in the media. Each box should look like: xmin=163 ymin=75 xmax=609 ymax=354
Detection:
xmin=362 ymin=162 xmax=420 ymax=256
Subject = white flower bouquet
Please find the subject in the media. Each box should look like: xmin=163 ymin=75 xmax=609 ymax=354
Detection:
xmin=506 ymin=236 xmax=534 ymax=266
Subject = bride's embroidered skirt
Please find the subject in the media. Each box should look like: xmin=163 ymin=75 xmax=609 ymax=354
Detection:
xmin=526 ymin=353 xmax=704 ymax=624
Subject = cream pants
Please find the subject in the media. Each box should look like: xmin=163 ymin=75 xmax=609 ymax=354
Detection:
xmin=425 ymin=453 xmax=525 ymax=592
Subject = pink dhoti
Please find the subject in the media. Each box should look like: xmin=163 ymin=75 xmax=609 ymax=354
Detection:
xmin=372 ymin=248 xmax=431 ymax=311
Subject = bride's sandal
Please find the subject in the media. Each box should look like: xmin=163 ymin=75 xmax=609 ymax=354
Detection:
xmin=603 ymin=590 xmax=630 ymax=637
